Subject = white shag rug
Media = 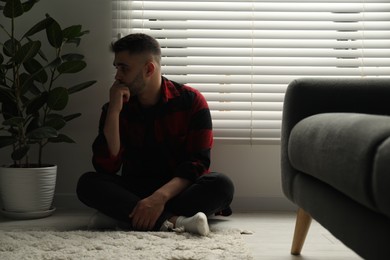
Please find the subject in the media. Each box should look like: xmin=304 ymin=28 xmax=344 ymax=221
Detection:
xmin=0 ymin=229 xmax=253 ymax=260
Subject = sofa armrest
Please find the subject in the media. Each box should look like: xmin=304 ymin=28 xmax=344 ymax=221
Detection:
xmin=281 ymin=77 xmax=390 ymax=200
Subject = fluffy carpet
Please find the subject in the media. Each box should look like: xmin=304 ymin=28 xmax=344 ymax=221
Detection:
xmin=0 ymin=228 xmax=253 ymax=260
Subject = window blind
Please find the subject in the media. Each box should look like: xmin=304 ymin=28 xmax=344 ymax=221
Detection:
xmin=112 ymin=0 xmax=390 ymax=144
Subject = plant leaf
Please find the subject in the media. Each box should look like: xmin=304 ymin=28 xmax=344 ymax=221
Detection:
xmin=37 ymin=48 xmax=48 ymax=62
xmin=3 ymin=0 xmax=23 ymax=18
xmin=22 ymin=0 xmax=39 ymax=12
xmin=48 ymin=133 xmax=75 ymax=143
xmin=27 ymin=83 xmax=41 ymax=95
xmin=21 ymin=57 xmax=61 ymax=92
xmin=6 ymin=126 xmax=19 ymax=136
xmin=26 ymin=92 xmax=47 ymax=115
xmin=46 ymin=113 xmax=62 ymax=119
xmin=1 ymin=99 xmax=18 ymax=120
xmin=3 ymin=38 xmax=20 ymax=57
xmin=62 ymin=25 xmax=81 ymax=39
xmin=57 ymin=60 xmax=86 ymax=74
xmin=23 ymin=58 xmax=48 ymax=83
xmin=23 ymin=16 xmax=53 ymax=38
xmin=20 ymin=72 xmax=38 ymax=95
xmin=48 ymin=57 xmax=62 ymax=68
xmin=3 ymin=116 xmax=24 ymax=126
xmin=61 ymin=53 xmax=84 ymax=61
xmin=63 ymin=113 xmax=81 ymax=122
xmin=13 ymin=41 xmax=41 ymax=65
xmin=45 ymin=16 xmax=63 ymax=48
xmin=26 ymin=36 xmax=48 ymax=62
xmin=0 ymin=136 xmax=16 ymax=148
xmin=26 ymin=116 xmax=41 ymax=133
xmin=45 ymin=117 xmax=66 ymax=130
xmin=20 ymin=74 xmax=41 ymax=95
xmin=11 ymin=145 xmax=29 ymax=161
xmin=46 ymin=113 xmax=63 ymax=119
xmin=47 ymin=87 xmax=68 ymax=111
xmin=27 ymin=126 xmax=58 ymax=139
xmin=68 ymin=80 xmax=96 ymax=94
xmin=0 ymin=86 xmax=15 ymax=104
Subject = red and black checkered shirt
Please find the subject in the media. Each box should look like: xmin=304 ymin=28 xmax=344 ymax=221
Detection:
xmin=92 ymin=77 xmax=213 ymax=186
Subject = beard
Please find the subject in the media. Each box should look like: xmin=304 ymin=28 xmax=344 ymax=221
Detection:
xmin=126 ymin=71 xmax=146 ymax=96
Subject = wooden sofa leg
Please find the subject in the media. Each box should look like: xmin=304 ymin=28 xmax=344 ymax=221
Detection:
xmin=291 ymin=208 xmax=312 ymax=255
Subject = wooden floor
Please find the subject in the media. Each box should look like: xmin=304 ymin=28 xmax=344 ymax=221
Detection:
xmin=0 ymin=209 xmax=362 ymax=259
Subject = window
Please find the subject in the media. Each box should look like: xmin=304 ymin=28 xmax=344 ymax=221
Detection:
xmin=112 ymin=0 xmax=390 ymax=144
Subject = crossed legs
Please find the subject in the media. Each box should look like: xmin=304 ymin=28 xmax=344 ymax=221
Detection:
xmin=76 ymin=172 xmax=234 ymax=232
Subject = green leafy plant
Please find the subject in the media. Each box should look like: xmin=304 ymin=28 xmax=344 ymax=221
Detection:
xmin=0 ymin=0 xmax=96 ymax=167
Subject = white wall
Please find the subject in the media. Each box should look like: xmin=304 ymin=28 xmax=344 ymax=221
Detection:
xmin=0 ymin=0 xmax=294 ymax=212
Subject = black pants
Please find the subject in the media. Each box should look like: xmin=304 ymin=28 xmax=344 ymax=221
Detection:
xmin=76 ymin=172 xmax=234 ymax=231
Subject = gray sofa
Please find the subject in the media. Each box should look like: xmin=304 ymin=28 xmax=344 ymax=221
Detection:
xmin=281 ymin=78 xmax=390 ymax=260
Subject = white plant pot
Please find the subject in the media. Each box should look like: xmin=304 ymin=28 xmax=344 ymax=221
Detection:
xmin=0 ymin=165 xmax=57 ymax=219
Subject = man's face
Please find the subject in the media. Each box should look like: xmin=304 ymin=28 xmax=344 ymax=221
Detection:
xmin=113 ymin=51 xmax=147 ymax=96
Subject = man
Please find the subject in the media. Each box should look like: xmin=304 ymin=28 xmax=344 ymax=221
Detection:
xmin=77 ymin=33 xmax=234 ymax=236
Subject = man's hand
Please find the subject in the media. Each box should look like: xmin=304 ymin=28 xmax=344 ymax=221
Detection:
xmin=129 ymin=193 xmax=167 ymax=231
xmin=108 ymin=80 xmax=130 ymax=114
xmin=103 ymin=81 xmax=130 ymax=157
xmin=128 ymin=177 xmax=191 ymax=230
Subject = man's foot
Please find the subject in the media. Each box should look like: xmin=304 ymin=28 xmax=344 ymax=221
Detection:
xmin=175 ymin=212 xmax=210 ymax=236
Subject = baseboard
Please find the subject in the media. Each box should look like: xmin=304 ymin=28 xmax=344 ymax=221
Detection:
xmin=54 ymin=193 xmax=297 ymax=212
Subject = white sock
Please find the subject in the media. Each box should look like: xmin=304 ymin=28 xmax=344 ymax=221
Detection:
xmin=175 ymin=212 xmax=210 ymax=236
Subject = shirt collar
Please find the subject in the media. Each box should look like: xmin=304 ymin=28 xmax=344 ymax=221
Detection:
xmin=161 ymin=76 xmax=180 ymax=103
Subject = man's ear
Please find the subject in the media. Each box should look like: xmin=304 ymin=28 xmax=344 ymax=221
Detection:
xmin=144 ymin=61 xmax=155 ymax=77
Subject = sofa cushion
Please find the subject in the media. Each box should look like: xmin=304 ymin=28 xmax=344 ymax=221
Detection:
xmin=288 ymin=112 xmax=390 ymax=214
xmin=373 ymin=137 xmax=390 ymax=218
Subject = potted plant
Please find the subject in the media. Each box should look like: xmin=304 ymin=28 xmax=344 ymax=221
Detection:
xmin=0 ymin=0 xmax=96 ymax=219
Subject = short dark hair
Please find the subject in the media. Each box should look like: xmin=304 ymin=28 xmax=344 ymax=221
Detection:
xmin=111 ymin=33 xmax=161 ymax=62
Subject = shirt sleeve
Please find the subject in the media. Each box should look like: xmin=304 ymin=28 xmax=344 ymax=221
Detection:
xmin=174 ymin=89 xmax=213 ymax=181
xmin=92 ymin=103 xmax=124 ymax=174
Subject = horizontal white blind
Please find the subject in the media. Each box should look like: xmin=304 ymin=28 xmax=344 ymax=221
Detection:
xmin=112 ymin=0 xmax=390 ymax=143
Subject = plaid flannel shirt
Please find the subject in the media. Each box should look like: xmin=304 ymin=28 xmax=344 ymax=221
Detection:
xmin=92 ymin=77 xmax=213 ymax=183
